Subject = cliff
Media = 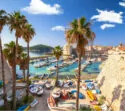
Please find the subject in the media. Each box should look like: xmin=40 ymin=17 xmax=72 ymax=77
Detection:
xmin=96 ymin=51 xmax=125 ymax=111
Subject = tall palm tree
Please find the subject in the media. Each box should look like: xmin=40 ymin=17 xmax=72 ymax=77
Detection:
xmin=23 ymin=23 xmax=35 ymax=99
xmin=0 ymin=9 xmax=8 ymax=108
xmin=20 ymin=53 xmax=28 ymax=81
xmin=65 ymin=17 xmax=95 ymax=111
xmin=53 ymin=46 xmax=63 ymax=86
xmin=8 ymin=11 xmax=27 ymax=109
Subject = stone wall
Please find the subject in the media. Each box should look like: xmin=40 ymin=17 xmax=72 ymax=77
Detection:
xmin=0 ymin=52 xmax=12 ymax=82
xmin=96 ymin=52 xmax=125 ymax=111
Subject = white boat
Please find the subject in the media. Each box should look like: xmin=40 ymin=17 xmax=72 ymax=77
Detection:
xmin=30 ymin=99 xmax=39 ymax=107
xmin=47 ymin=66 xmax=57 ymax=71
xmin=34 ymin=62 xmax=46 ymax=68
xmin=37 ymin=89 xmax=43 ymax=96
xmin=45 ymin=83 xmax=53 ymax=89
xmin=30 ymin=87 xmax=38 ymax=94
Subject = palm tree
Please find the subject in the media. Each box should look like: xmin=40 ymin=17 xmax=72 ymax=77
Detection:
xmin=8 ymin=11 xmax=27 ymax=109
xmin=53 ymin=46 xmax=63 ymax=86
xmin=23 ymin=23 xmax=35 ymax=100
xmin=65 ymin=17 xmax=95 ymax=111
xmin=20 ymin=53 xmax=28 ymax=81
xmin=0 ymin=9 xmax=8 ymax=108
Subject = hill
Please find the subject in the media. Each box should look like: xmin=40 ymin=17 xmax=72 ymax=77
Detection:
xmin=23 ymin=44 xmax=53 ymax=53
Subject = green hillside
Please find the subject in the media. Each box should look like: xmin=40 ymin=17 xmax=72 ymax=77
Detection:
xmin=24 ymin=44 xmax=53 ymax=53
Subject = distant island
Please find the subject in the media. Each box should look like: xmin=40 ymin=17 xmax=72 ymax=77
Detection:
xmin=23 ymin=44 xmax=53 ymax=53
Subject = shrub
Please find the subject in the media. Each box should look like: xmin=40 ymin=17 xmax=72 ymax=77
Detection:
xmin=98 ymin=95 xmax=106 ymax=105
xmin=80 ymin=107 xmax=93 ymax=111
xmin=22 ymin=95 xmax=34 ymax=104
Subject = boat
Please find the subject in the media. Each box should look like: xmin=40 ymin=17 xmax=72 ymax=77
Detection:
xmin=52 ymin=92 xmax=60 ymax=99
xmin=71 ymin=90 xmax=85 ymax=99
xmin=33 ymin=62 xmax=47 ymax=68
xmin=58 ymin=102 xmax=76 ymax=109
xmin=17 ymin=105 xmax=30 ymax=111
xmin=30 ymin=99 xmax=39 ymax=107
xmin=90 ymin=100 xmax=99 ymax=105
xmin=37 ymin=86 xmax=43 ymax=96
xmin=86 ymin=90 xmax=97 ymax=101
xmin=93 ymin=105 xmax=102 ymax=111
xmin=37 ymin=89 xmax=43 ymax=96
xmin=45 ymin=83 xmax=53 ymax=89
xmin=47 ymin=96 xmax=56 ymax=110
xmin=30 ymin=87 xmax=38 ymax=94
xmin=82 ymin=84 xmax=87 ymax=90
xmin=47 ymin=66 xmax=57 ymax=71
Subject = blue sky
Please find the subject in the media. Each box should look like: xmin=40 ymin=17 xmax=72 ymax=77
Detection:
xmin=0 ymin=0 xmax=125 ymax=47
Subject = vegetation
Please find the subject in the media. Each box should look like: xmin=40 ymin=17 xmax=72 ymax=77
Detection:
xmin=80 ymin=107 xmax=94 ymax=111
xmin=98 ymin=96 xmax=106 ymax=105
xmin=53 ymin=46 xmax=63 ymax=86
xmin=65 ymin=17 xmax=95 ymax=111
xmin=23 ymin=23 xmax=35 ymax=101
xmin=23 ymin=44 xmax=53 ymax=53
xmin=19 ymin=53 xmax=28 ymax=81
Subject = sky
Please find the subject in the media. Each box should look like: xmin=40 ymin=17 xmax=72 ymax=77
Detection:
xmin=0 ymin=0 xmax=125 ymax=47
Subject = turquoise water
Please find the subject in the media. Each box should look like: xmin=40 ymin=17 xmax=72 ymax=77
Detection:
xmin=16 ymin=59 xmax=101 ymax=77
xmin=16 ymin=52 xmax=101 ymax=77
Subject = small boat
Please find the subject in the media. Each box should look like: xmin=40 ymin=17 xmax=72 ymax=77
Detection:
xmin=90 ymin=100 xmax=99 ymax=105
xmin=93 ymin=105 xmax=102 ymax=111
xmin=71 ymin=90 xmax=85 ymax=99
xmin=47 ymin=96 xmax=56 ymax=110
xmin=84 ymin=80 xmax=93 ymax=83
xmin=45 ymin=83 xmax=53 ymax=89
xmin=30 ymin=87 xmax=38 ymax=94
xmin=82 ymin=84 xmax=87 ymax=90
xmin=17 ymin=105 xmax=30 ymax=111
xmin=47 ymin=66 xmax=57 ymax=71
xmin=7 ymin=95 xmax=12 ymax=102
xmin=30 ymin=99 xmax=39 ymax=107
xmin=37 ymin=86 xmax=43 ymax=96
xmin=86 ymin=90 xmax=97 ymax=101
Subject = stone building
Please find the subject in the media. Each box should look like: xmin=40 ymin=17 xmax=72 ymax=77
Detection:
xmin=96 ymin=50 xmax=125 ymax=111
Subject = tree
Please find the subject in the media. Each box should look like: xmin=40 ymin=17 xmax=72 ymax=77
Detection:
xmin=8 ymin=11 xmax=27 ymax=109
xmin=23 ymin=23 xmax=35 ymax=100
xmin=0 ymin=9 xmax=8 ymax=108
xmin=19 ymin=53 xmax=28 ymax=81
xmin=65 ymin=17 xmax=95 ymax=111
xmin=53 ymin=46 xmax=63 ymax=86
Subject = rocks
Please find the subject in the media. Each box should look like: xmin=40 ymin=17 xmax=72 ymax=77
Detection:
xmin=96 ymin=53 xmax=125 ymax=111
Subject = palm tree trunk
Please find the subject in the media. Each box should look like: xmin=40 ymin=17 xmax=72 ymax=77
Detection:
xmin=12 ymin=37 xmax=18 ymax=110
xmin=76 ymin=55 xmax=81 ymax=111
xmin=26 ymin=42 xmax=30 ymax=100
xmin=0 ymin=37 xmax=8 ymax=108
xmin=23 ymin=70 xmax=25 ymax=81
xmin=55 ymin=60 xmax=59 ymax=86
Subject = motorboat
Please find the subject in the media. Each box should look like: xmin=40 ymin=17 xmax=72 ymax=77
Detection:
xmin=47 ymin=66 xmax=57 ymax=71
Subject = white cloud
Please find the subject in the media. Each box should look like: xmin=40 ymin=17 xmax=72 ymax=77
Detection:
xmin=119 ymin=0 xmax=125 ymax=7
xmin=21 ymin=0 xmax=63 ymax=15
xmin=91 ymin=9 xmax=123 ymax=24
xmin=100 ymin=24 xmax=115 ymax=30
xmin=51 ymin=26 xmax=65 ymax=31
